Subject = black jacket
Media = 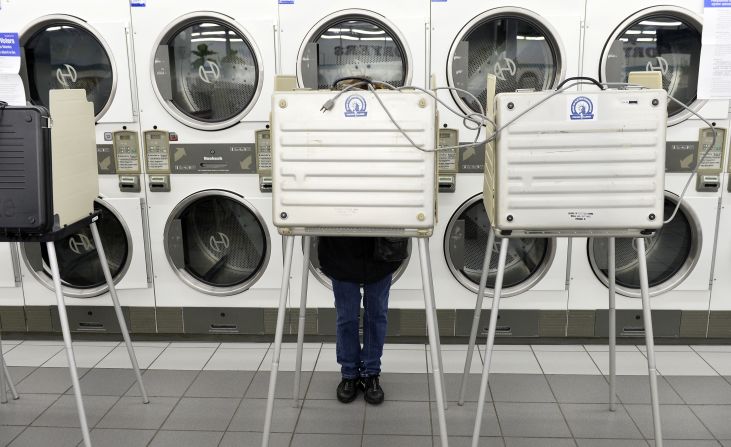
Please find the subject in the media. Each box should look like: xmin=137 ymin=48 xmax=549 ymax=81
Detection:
xmin=318 ymin=237 xmax=401 ymax=284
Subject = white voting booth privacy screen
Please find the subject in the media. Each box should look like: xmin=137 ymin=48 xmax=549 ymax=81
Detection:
xmin=271 ymin=89 xmax=437 ymax=236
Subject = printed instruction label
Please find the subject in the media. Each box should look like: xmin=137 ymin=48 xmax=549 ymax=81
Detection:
xmin=568 ymin=211 xmax=594 ymax=221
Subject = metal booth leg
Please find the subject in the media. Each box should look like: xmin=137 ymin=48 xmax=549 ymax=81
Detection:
xmin=89 ymin=221 xmax=149 ymax=404
xmin=2 ymin=358 xmax=17 ymax=401
xmin=262 ymin=235 xmax=296 ymax=447
xmin=0 ymin=333 xmax=18 ymax=403
xmin=47 ymin=241 xmax=92 ymax=447
xmin=636 ymin=237 xmax=663 ymax=446
xmin=418 ymin=238 xmax=449 ymax=447
xmin=471 ymin=238 xmax=509 ymax=447
xmin=608 ymin=237 xmax=617 ymax=411
xmin=459 ymin=227 xmax=495 ymax=406
xmin=293 ymin=235 xmax=311 ymax=407
xmin=422 ymin=239 xmax=448 ymax=410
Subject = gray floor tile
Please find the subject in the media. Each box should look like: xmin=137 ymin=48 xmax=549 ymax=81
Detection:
xmin=0 ymin=394 xmax=58 ymax=426
xmin=85 ymin=428 xmax=156 ymax=447
xmin=184 ymin=370 xmax=255 ymax=398
xmin=495 ymin=402 xmax=571 ymax=438
xmin=614 ymin=376 xmax=683 ymax=405
xmin=228 ymin=398 xmax=301 ymax=433
xmin=162 ymin=397 xmax=238 ymax=431
xmin=303 ymin=372 xmax=345 ymax=400
xmin=364 ymin=400 xmax=430 ymax=436
xmin=248 ymin=370 xmax=313 ymax=399
xmin=560 ymin=403 xmax=641 ymax=439
xmin=6 ymin=367 xmax=36 ymax=384
xmin=430 ymin=401 xmax=500 ymax=437
xmin=0 ymin=426 xmax=23 ymax=447
xmin=687 ymin=405 xmax=731 ymax=439
xmin=8 ymin=427 xmax=81 ymax=447
xmin=718 ymin=441 xmax=731 ymax=447
xmin=665 ymin=376 xmax=731 ymax=404
xmin=16 ymin=368 xmax=88 ymax=395
xmin=296 ymin=399 xmax=365 ymax=434
xmin=293 ymin=433 xmax=362 ymax=447
xmin=66 ymin=369 xmax=137 ymax=396
xmin=433 ymin=436 xmax=505 ymax=447
xmin=625 ymin=404 xmax=713 ymax=440
xmin=219 ymin=431 xmax=291 ymax=447
xmin=377 ymin=372 xmax=429 ymax=402
xmin=647 ymin=441 xmax=722 ymax=447
xmin=490 ymin=374 xmax=555 ymax=403
xmin=32 ymin=395 xmax=118 ymax=428
xmin=148 ymin=430 xmax=223 ymax=447
xmin=576 ymin=440 xmax=649 ymax=447
xmin=96 ymin=396 xmax=178 ymax=430
xmin=125 ymin=370 xmax=197 ymax=397
xmin=503 ymin=438 xmax=576 ymax=447
xmin=548 ymin=375 xmax=611 ymax=404
xmin=362 ymin=434 xmax=432 ymax=447
xmin=432 ymin=373 xmax=490 ymax=403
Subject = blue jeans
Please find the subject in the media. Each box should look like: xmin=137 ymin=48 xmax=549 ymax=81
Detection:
xmin=332 ymin=274 xmax=391 ymax=379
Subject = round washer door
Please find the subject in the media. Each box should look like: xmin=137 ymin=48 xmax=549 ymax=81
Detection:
xmin=601 ymin=7 xmax=703 ymax=125
xmin=444 ymin=195 xmax=556 ymax=297
xmin=21 ymin=16 xmax=116 ymax=119
xmin=22 ymin=200 xmax=132 ymax=298
xmin=304 ymin=237 xmax=411 ymax=290
xmin=588 ymin=193 xmax=701 ymax=298
xmin=298 ymin=11 xmax=412 ymax=89
xmin=164 ymin=191 xmax=270 ymax=296
xmin=448 ymin=8 xmax=565 ymax=114
xmin=152 ymin=13 xmax=263 ymax=130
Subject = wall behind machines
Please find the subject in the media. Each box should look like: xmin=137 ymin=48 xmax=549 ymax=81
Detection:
xmin=3 ymin=0 xmax=730 ymax=342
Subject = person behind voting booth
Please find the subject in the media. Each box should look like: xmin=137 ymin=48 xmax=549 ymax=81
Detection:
xmin=317 ymin=77 xmax=408 ymax=405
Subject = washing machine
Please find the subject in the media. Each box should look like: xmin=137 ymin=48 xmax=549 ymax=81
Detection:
xmin=568 ymin=0 xmax=730 ymax=339
xmin=708 ymin=126 xmax=731 ymax=338
xmin=426 ymin=0 xmax=584 ymax=337
xmin=277 ymin=0 xmax=433 ymax=336
xmin=0 ymin=0 xmax=156 ymax=334
xmin=131 ymin=1 xmax=288 ymax=335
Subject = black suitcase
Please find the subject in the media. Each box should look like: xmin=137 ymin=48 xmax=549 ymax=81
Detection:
xmin=0 ymin=104 xmax=53 ymax=237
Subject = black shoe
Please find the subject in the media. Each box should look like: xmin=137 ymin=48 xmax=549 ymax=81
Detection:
xmin=336 ymin=378 xmax=359 ymax=403
xmin=362 ymin=375 xmax=384 ymax=405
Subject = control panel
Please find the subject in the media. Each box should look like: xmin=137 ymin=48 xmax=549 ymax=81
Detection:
xmin=144 ymin=130 xmax=171 ymax=192
xmin=696 ymin=127 xmax=726 ymax=192
xmin=113 ymin=131 xmax=141 ymax=193
xmin=256 ymin=129 xmax=272 ymax=192
xmin=438 ymin=128 xmax=458 ymax=193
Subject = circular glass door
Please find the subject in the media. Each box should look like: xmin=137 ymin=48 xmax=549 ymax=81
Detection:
xmin=601 ymin=7 xmax=703 ymax=124
xmin=444 ymin=195 xmax=555 ymax=297
xmin=22 ymin=16 xmax=115 ymax=119
xmin=22 ymin=200 xmax=131 ymax=298
xmin=588 ymin=193 xmax=701 ymax=297
xmin=304 ymin=237 xmax=411 ymax=289
xmin=164 ymin=191 xmax=270 ymax=296
xmin=299 ymin=12 xmax=411 ymax=89
xmin=448 ymin=8 xmax=564 ymax=114
xmin=153 ymin=13 xmax=263 ymax=130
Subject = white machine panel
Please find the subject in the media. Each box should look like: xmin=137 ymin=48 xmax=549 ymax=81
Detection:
xmin=487 ymin=89 xmax=667 ymax=236
xmin=272 ymin=90 xmax=437 ymax=235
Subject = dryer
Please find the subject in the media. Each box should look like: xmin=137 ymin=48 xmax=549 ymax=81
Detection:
xmin=428 ymin=0 xmax=584 ymax=336
xmin=1 ymin=0 xmax=155 ymax=334
xmin=708 ymin=126 xmax=731 ymax=338
xmin=278 ymin=0 xmax=432 ymax=335
xmin=132 ymin=1 xmax=288 ymax=335
xmin=568 ymin=0 xmax=729 ymax=339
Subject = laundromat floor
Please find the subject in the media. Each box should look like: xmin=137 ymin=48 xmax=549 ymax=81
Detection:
xmin=2 ymin=341 xmax=731 ymax=446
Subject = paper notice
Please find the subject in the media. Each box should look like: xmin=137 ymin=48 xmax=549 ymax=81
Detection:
xmin=0 ymin=32 xmax=25 ymax=105
xmin=699 ymin=0 xmax=731 ymax=99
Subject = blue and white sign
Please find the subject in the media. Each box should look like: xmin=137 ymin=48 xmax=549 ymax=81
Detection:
xmin=344 ymin=94 xmax=368 ymax=118
xmin=0 ymin=32 xmax=25 ymax=105
xmin=699 ymin=0 xmax=731 ymax=98
xmin=130 ymin=0 xmax=146 ymax=7
xmin=569 ymin=96 xmax=596 ymax=121
xmin=0 ymin=33 xmax=19 ymax=59
xmin=279 ymin=0 xmax=294 ymax=4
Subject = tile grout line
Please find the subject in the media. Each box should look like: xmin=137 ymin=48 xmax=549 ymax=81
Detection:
xmin=529 ymin=345 xmax=579 ymax=447
xmin=292 ymin=343 xmax=322 ymax=447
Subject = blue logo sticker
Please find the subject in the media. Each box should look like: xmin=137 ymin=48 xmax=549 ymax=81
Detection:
xmin=0 ymin=33 xmax=20 ymax=58
xmin=570 ymin=96 xmax=595 ymax=120
xmin=705 ymin=0 xmax=731 ymax=7
xmin=279 ymin=0 xmax=294 ymax=4
xmin=130 ymin=0 xmax=145 ymax=7
xmin=344 ymin=94 xmax=367 ymax=118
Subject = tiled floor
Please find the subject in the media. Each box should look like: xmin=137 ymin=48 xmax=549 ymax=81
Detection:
xmin=2 ymin=341 xmax=731 ymax=446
